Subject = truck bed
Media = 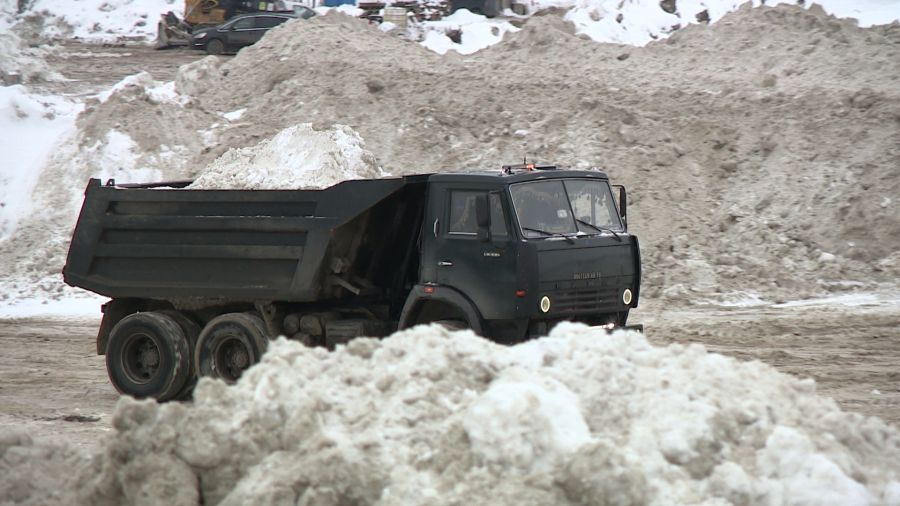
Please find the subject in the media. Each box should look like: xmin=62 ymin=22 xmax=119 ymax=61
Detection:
xmin=63 ymin=177 xmax=417 ymax=301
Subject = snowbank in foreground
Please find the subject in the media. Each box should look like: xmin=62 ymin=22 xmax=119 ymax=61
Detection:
xmin=189 ymin=123 xmax=385 ymax=190
xmin=3 ymin=324 xmax=899 ymax=505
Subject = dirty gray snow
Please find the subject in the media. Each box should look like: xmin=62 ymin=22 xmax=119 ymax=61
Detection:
xmin=3 ymin=324 xmax=900 ymax=505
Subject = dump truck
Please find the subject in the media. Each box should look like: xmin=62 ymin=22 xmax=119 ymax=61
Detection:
xmin=64 ymin=165 xmax=642 ymax=401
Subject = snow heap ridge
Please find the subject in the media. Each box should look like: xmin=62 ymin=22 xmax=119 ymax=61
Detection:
xmin=3 ymin=324 xmax=899 ymax=505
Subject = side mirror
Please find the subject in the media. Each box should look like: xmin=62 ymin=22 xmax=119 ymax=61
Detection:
xmin=613 ymin=185 xmax=627 ymax=227
xmin=475 ymin=194 xmax=491 ymax=242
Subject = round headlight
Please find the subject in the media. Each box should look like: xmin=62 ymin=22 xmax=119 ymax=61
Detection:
xmin=623 ymin=289 xmax=633 ymax=305
xmin=540 ymin=296 xmax=551 ymax=313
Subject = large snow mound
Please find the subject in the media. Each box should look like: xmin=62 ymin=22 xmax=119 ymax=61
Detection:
xmin=189 ymin=123 xmax=385 ymax=190
xmin=3 ymin=324 xmax=900 ymax=505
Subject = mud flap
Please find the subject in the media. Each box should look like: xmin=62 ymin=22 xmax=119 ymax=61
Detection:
xmin=592 ymin=323 xmax=644 ymax=334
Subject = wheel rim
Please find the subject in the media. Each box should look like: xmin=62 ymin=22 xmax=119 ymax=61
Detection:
xmin=121 ymin=332 xmax=161 ymax=385
xmin=213 ymin=335 xmax=253 ymax=382
xmin=207 ymin=40 xmax=223 ymax=54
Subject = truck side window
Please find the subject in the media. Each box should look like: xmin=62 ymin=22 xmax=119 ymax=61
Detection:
xmin=449 ymin=191 xmax=509 ymax=238
xmin=449 ymin=191 xmax=478 ymax=235
xmin=489 ymin=193 xmax=508 ymax=238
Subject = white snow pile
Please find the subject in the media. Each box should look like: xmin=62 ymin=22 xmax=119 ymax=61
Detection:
xmin=0 ymin=4 xmax=61 ymax=84
xmin=529 ymin=0 xmax=900 ymax=46
xmin=420 ymin=9 xmax=520 ymax=55
xmin=189 ymin=123 xmax=385 ymax=190
xmin=96 ymin=71 xmax=180 ymax=104
xmin=420 ymin=0 xmax=900 ymax=54
xmin=0 ymin=85 xmax=81 ymax=241
xmin=0 ymin=33 xmax=60 ymax=84
xmin=13 ymin=0 xmax=181 ymax=42
xmin=5 ymin=323 xmax=900 ymax=505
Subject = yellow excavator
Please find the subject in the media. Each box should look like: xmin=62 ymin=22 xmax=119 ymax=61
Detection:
xmin=156 ymin=0 xmax=300 ymax=48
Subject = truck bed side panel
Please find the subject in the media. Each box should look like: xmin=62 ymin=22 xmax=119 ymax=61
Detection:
xmin=63 ymin=178 xmax=408 ymax=301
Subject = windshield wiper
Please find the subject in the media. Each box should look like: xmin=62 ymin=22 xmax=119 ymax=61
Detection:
xmin=522 ymin=227 xmax=575 ymax=244
xmin=575 ymin=219 xmax=622 ymax=242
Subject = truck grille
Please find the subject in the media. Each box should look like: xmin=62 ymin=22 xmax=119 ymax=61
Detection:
xmin=549 ymin=286 xmax=619 ymax=314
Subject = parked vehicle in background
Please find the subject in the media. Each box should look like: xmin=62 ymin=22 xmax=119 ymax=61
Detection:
xmin=189 ymin=9 xmax=314 ymax=54
xmin=157 ymin=0 xmax=313 ymax=49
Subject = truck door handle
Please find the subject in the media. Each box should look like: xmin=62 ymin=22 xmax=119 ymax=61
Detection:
xmin=438 ymin=261 xmax=453 ymax=267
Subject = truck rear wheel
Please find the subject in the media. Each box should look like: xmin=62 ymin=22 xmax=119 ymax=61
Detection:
xmin=105 ymin=312 xmax=192 ymax=401
xmin=159 ymin=310 xmax=201 ymax=400
xmin=195 ymin=313 xmax=268 ymax=383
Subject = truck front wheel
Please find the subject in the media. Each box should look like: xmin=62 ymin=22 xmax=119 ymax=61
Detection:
xmin=105 ymin=312 xmax=192 ymax=401
xmin=195 ymin=313 xmax=269 ymax=383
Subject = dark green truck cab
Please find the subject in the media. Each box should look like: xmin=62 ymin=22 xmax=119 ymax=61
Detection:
xmin=64 ymin=164 xmax=641 ymax=400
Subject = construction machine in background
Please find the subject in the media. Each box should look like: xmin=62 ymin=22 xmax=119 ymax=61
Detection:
xmin=156 ymin=0 xmax=306 ymax=48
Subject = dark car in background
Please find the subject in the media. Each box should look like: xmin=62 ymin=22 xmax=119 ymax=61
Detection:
xmin=190 ymin=8 xmax=315 ymax=55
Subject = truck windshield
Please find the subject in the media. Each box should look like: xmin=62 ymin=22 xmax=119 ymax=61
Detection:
xmin=510 ymin=179 xmax=623 ymax=239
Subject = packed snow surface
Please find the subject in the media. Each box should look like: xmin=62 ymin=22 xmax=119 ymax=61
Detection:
xmin=189 ymin=124 xmax=385 ymax=190
xmin=2 ymin=324 xmax=899 ymax=505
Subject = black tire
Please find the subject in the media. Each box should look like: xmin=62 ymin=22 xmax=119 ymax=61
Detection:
xmin=158 ymin=310 xmax=201 ymax=400
xmin=205 ymin=38 xmax=225 ymax=55
xmin=105 ymin=312 xmax=192 ymax=401
xmin=195 ymin=313 xmax=269 ymax=383
xmin=434 ymin=319 xmax=469 ymax=331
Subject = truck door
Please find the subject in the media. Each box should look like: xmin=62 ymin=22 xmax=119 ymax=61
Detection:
xmin=430 ymin=186 xmax=518 ymax=321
